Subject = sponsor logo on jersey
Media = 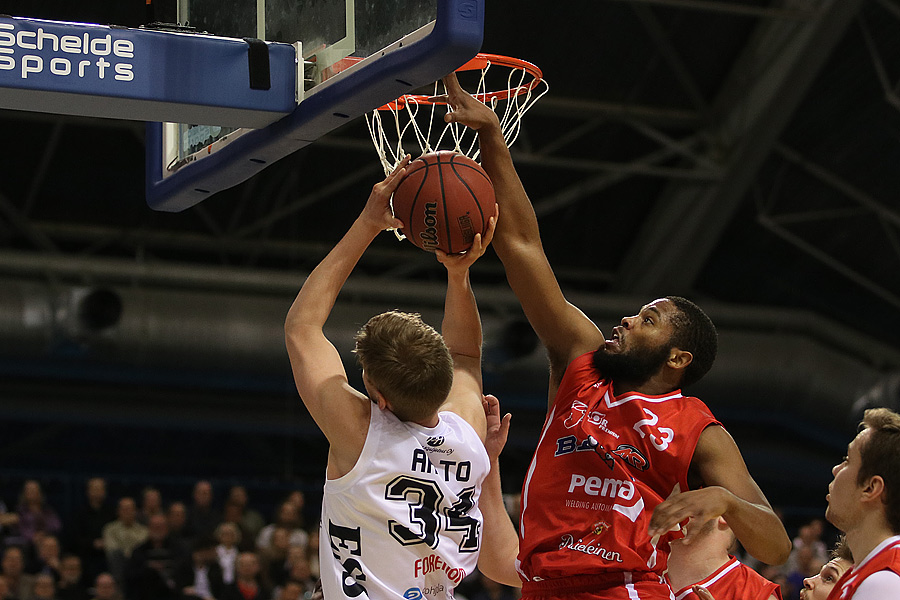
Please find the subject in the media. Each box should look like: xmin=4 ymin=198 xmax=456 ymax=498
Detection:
xmin=563 ymin=401 xmax=588 ymax=429
xmin=566 ymin=473 xmax=645 ymax=522
xmin=555 ymin=436 xmax=647 ymax=471
xmin=403 ymin=588 xmax=423 ymax=600
xmin=413 ymin=554 xmax=466 ymax=585
xmin=568 ymin=474 xmax=635 ymax=500
xmin=426 ymin=436 xmax=444 ymax=447
xmin=559 ymin=533 xmax=623 ymax=562
xmin=612 ymin=443 xmax=649 ymax=471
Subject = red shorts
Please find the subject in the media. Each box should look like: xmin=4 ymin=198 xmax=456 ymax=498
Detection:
xmin=521 ymin=572 xmax=674 ymax=600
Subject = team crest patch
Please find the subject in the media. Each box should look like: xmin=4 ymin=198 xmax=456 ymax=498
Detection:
xmin=592 ymin=520 xmax=610 ymax=535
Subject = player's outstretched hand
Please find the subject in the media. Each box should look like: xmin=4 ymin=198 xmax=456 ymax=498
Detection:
xmin=359 ymin=155 xmax=411 ymax=232
xmin=435 ymin=203 xmax=499 ymax=270
xmin=648 ymin=486 xmax=733 ymax=541
xmin=440 ymin=72 xmax=501 ymax=132
xmin=482 ymin=394 xmax=511 ymax=464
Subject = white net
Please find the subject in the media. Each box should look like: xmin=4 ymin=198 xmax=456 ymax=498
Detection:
xmin=365 ymin=54 xmax=549 ymax=175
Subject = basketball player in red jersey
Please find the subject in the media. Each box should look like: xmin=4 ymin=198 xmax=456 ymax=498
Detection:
xmin=824 ymin=407 xmax=900 ymax=599
xmin=441 ymin=73 xmax=791 ymax=598
xmin=802 ymin=538 xmax=853 ymax=600
xmin=667 ymin=517 xmax=781 ymax=600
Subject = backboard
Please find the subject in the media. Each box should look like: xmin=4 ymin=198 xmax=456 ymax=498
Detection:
xmin=146 ymin=0 xmax=484 ymax=212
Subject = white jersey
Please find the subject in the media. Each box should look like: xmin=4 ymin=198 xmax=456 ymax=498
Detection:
xmin=320 ymin=406 xmax=489 ymax=600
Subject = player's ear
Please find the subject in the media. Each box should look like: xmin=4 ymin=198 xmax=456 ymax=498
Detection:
xmin=667 ymin=348 xmax=693 ymax=371
xmin=362 ymin=372 xmax=389 ymax=410
xmin=861 ymin=475 xmax=886 ymax=502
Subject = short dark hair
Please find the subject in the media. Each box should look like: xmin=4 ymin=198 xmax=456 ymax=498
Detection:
xmin=859 ymin=408 xmax=900 ymax=533
xmin=665 ymin=296 xmax=718 ymax=388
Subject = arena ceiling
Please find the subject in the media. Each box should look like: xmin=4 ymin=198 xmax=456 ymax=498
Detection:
xmin=1 ymin=0 xmax=900 ymax=514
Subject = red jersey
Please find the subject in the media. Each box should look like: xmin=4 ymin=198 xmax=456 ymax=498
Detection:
xmin=827 ymin=536 xmax=900 ymax=600
xmin=517 ymin=352 xmax=720 ymax=585
xmin=672 ymin=557 xmax=782 ymax=600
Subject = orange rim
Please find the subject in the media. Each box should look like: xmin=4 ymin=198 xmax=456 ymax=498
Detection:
xmin=360 ymin=52 xmax=543 ymax=111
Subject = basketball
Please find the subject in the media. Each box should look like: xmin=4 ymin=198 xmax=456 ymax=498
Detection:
xmin=391 ymin=151 xmax=496 ymax=254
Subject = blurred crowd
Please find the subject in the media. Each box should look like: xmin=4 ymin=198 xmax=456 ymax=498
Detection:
xmin=0 ymin=477 xmax=834 ymax=600
xmin=0 ymin=478 xmax=317 ymax=600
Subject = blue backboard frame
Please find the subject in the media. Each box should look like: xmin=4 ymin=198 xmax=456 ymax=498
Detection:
xmin=146 ymin=0 xmax=485 ymax=212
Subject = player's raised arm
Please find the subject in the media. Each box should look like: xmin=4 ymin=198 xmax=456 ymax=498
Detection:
xmin=435 ymin=204 xmax=498 ymax=438
xmin=649 ymin=424 xmax=791 ymax=566
xmin=477 ymin=394 xmax=520 ymax=587
xmin=284 ymin=157 xmax=410 ymax=475
xmin=442 ymin=73 xmax=602 ymax=390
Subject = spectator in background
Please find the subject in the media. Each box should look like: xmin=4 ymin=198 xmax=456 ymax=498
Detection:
xmin=255 ymin=503 xmax=307 ymax=553
xmin=55 ymin=555 xmax=89 ymax=600
xmin=29 ymin=536 xmax=62 ymax=579
xmin=220 ymin=503 xmax=253 ymax=553
xmin=89 ymin=573 xmax=118 ymax=600
xmin=787 ymin=519 xmax=829 ymax=574
xmin=304 ymin=528 xmax=318 ymax=580
xmin=0 ymin=574 xmax=12 ymax=600
xmin=125 ymin=514 xmax=186 ymax=600
xmin=174 ymin=537 xmax=224 ymax=600
xmin=275 ymin=581 xmax=303 ymax=600
xmin=68 ymin=479 xmax=114 ymax=582
xmin=283 ymin=493 xmax=307 ymax=534
xmin=0 ymin=499 xmax=20 ymax=549
xmin=214 ymin=523 xmax=241 ymax=585
xmin=225 ymin=487 xmax=264 ymax=545
xmin=185 ymin=482 xmax=219 ymax=544
xmin=3 ymin=546 xmax=36 ymax=600
xmin=15 ymin=481 xmax=62 ymax=550
xmin=283 ymin=547 xmax=316 ymax=598
xmin=31 ymin=573 xmax=56 ymax=600
xmin=260 ymin=529 xmax=291 ymax=589
xmin=166 ymin=503 xmax=189 ymax=548
xmin=785 ymin=543 xmax=825 ymax=598
xmin=138 ymin=489 xmax=163 ymax=527
xmin=101 ymin=498 xmax=147 ymax=590
xmin=220 ymin=552 xmax=270 ymax=600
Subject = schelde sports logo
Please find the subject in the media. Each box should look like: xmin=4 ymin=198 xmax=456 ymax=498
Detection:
xmin=426 ymin=436 xmax=444 ymax=447
xmin=0 ymin=22 xmax=135 ymax=81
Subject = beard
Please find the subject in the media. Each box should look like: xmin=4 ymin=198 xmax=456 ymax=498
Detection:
xmin=592 ymin=342 xmax=672 ymax=387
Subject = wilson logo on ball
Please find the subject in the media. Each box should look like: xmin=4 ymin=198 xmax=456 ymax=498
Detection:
xmin=419 ymin=201 xmax=440 ymax=250
xmin=391 ymin=151 xmax=495 ymax=254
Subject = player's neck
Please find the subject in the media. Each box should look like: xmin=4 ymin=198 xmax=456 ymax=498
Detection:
xmin=613 ymin=378 xmax=678 ymax=397
xmin=666 ymin=547 xmax=729 ymax=592
xmin=410 ymin=413 xmax=440 ymax=428
xmin=845 ymin=513 xmax=896 ymax=566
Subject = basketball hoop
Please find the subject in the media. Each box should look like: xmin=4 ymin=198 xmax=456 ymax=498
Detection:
xmin=365 ymin=53 xmax=548 ymax=174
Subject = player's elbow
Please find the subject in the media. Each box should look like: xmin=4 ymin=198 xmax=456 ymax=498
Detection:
xmin=772 ymin=535 xmax=793 ymax=566
xmin=757 ymin=533 xmax=792 ymax=567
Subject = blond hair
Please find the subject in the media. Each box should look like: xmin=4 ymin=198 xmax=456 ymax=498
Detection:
xmin=354 ymin=311 xmax=453 ymax=422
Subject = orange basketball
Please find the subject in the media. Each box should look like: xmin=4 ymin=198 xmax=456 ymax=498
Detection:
xmin=391 ymin=151 xmax=496 ymax=254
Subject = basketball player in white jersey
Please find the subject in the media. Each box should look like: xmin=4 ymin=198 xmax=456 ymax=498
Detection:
xmin=284 ymin=157 xmax=519 ymax=599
